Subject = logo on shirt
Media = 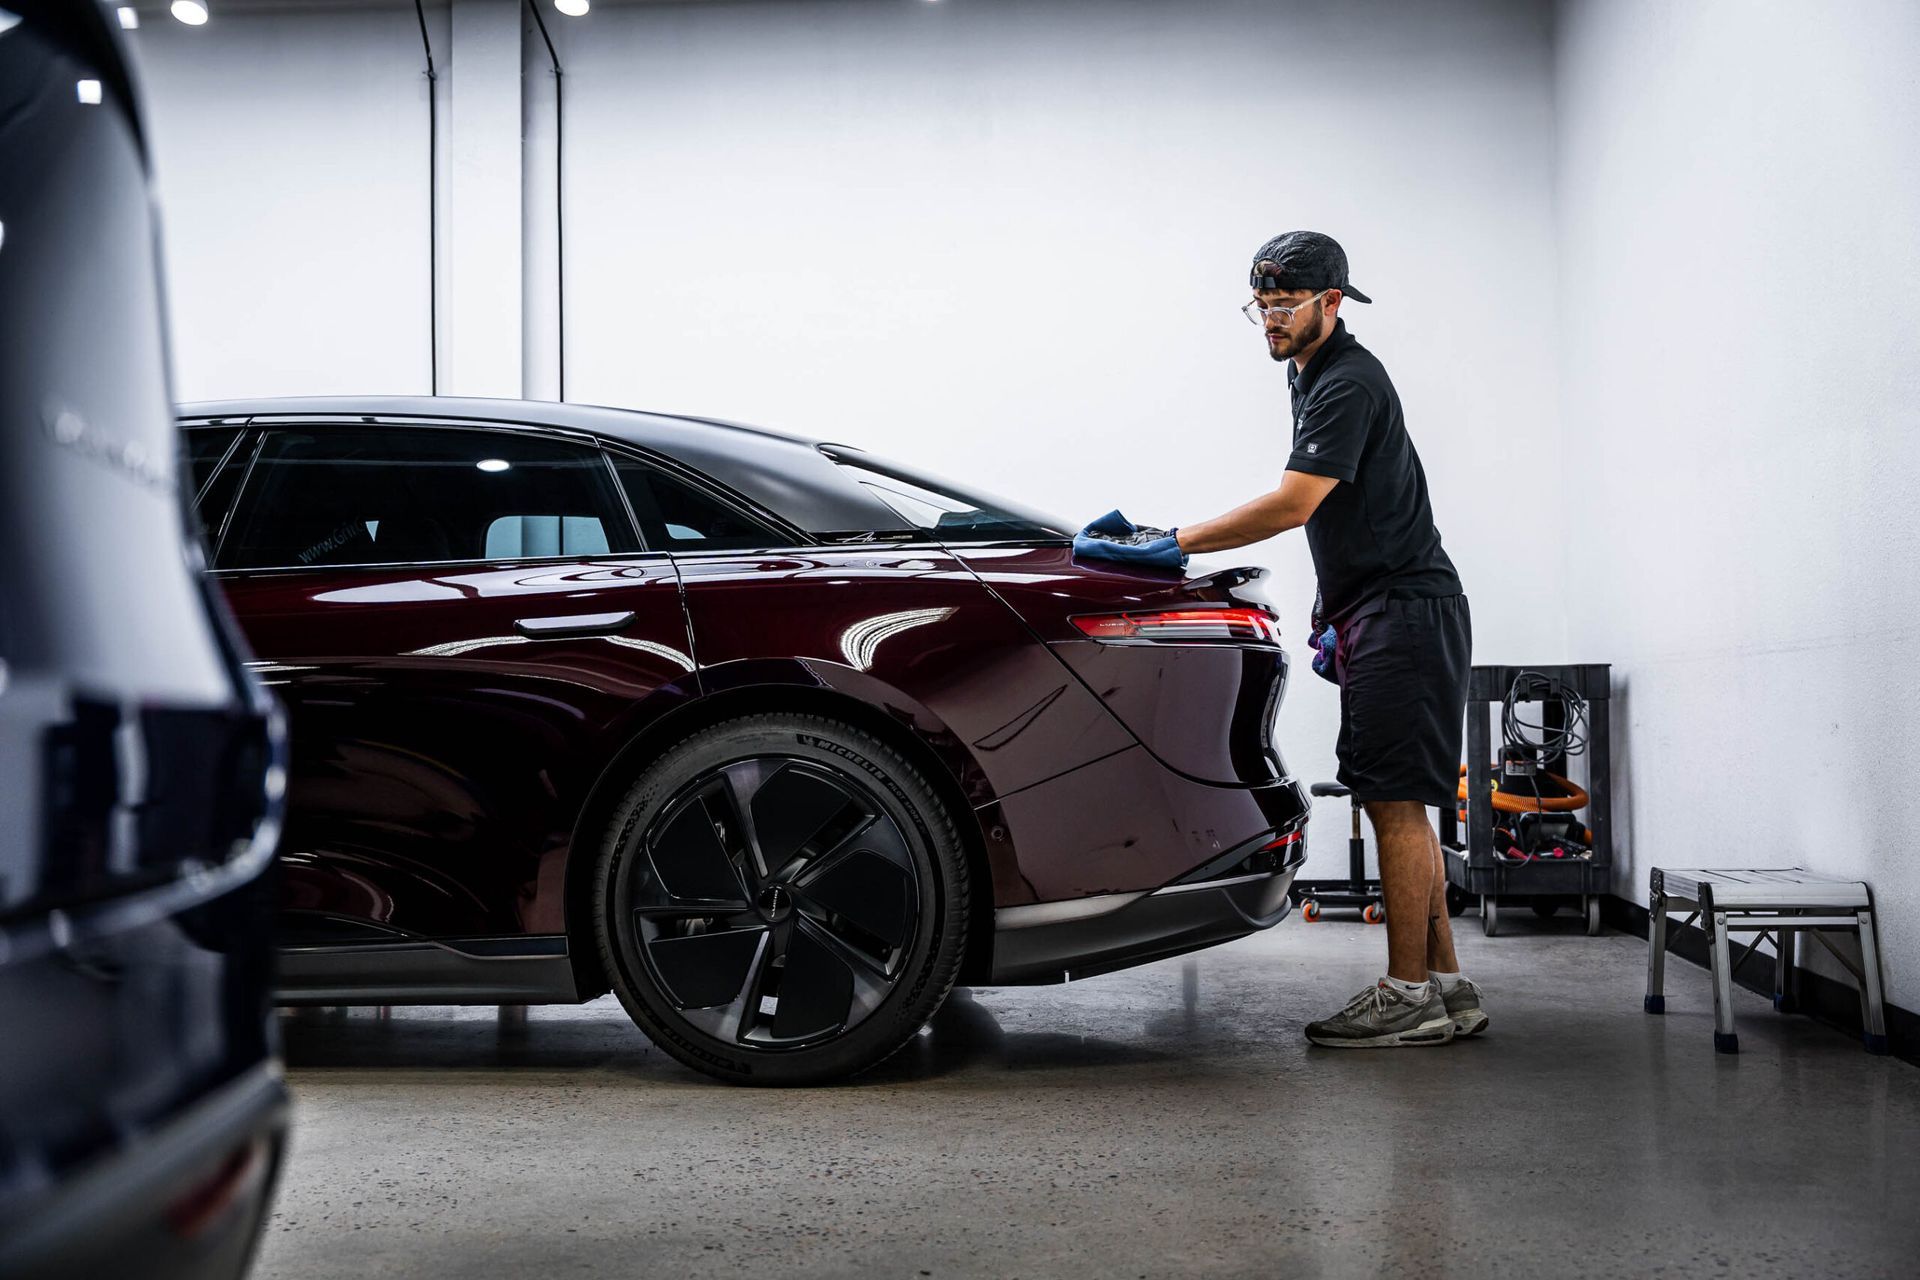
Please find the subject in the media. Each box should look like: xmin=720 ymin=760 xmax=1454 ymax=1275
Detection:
xmin=1305 ymin=442 xmax=1319 ymax=454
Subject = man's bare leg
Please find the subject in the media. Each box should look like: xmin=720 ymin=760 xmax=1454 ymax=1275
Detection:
xmin=1418 ymin=817 xmax=1489 ymax=1035
xmin=1304 ymin=801 xmax=1459 ymax=1047
xmin=1365 ymin=800 xmax=1441 ymax=984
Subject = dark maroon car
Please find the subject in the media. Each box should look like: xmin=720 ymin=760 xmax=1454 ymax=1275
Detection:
xmin=178 ymin=397 xmax=1309 ymax=1083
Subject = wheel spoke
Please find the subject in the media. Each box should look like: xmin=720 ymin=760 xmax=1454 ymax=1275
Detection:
xmin=633 ymin=901 xmax=756 ymax=925
xmin=793 ymin=915 xmax=894 ymax=1028
xmin=796 ymin=910 xmax=890 ymax=981
xmin=743 ymin=763 xmax=863 ymax=883
xmin=777 ymin=812 xmax=878 ymax=887
xmin=794 ymin=849 xmax=914 ymax=953
xmin=767 ymin=918 xmax=858 ymax=1040
xmin=647 ymin=791 xmax=749 ymax=903
xmin=645 ymin=924 xmax=768 ymax=1014
xmin=718 ymin=759 xmax=780 ymax=885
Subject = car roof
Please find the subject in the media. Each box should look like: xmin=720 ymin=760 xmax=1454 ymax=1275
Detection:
xmin=177 ymin=395 xmax=911 ymax=537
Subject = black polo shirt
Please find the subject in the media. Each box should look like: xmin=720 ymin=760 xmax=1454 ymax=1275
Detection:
xmin=1286 ymin=318 xmax=1461 ymax=625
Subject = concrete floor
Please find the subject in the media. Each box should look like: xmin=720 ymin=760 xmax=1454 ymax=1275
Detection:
xmin=260 ymin=915 xmax=1920 ymax=1279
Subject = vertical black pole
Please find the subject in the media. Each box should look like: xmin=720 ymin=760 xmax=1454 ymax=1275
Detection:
xmin=413 ymin=0 xmax=438 ymax=395
xmin=1467 ymin=671 xmax=1494 ymax=875
xmin=525 ymin=0 xmax=565 ymax=401
xmin=1589 ymin=668 xmax=1613 ymax=882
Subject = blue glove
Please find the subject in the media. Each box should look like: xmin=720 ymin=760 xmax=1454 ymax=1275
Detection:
xmin=1073 ymin=510 xmax=1189 ymax=571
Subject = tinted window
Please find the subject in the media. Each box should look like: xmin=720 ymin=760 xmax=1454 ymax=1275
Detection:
xmin=219 ymin=428 xmax=639 ymax=569
xmin=615 ymin=458 xmax=777 ymax=551
xmin=188 ymin=427 xmax=252 ymax=544
xmin=186 ymin=426 xmax=242 ymax=498
xmin=823 ymin=449 xmax=1074 ymax=542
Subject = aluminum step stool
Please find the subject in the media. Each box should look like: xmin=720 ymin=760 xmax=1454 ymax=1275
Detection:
xmin=1644 ymin=867 xmax=1889 ymax=1055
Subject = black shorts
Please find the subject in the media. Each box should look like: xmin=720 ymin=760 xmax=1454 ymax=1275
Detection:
xmin=1333 ymin=593 xmax=1471 ymax=807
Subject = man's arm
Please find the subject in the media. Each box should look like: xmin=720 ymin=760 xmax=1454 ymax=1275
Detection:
xmin=1174 ymin=470 xmax=1339 ymax=554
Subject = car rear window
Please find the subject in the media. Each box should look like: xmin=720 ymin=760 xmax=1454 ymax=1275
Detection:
xmin=613 ymin=457 xmax=779 ymax=551
xmin=821 ymin=448 xmax=1074 ymax=543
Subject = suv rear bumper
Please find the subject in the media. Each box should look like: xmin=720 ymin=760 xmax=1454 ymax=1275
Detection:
xmin=0 ymin=1062 xmax=287 ymax=1280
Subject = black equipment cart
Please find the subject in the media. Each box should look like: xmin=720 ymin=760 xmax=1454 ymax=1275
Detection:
xmin=1440 ymin=663 xmax=1613 ymax=937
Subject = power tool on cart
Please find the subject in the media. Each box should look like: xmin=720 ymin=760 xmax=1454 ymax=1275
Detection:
xmin=1458 ymin=670 xmax=1594 ymax=863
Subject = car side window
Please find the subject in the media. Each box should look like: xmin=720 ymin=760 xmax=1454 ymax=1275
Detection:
xmin=217 ymin=427 xmax=640 ymax=570
xmin=185 ymin=427 xmax=242 ymax=499
xmin=186 ymin=426 xmax=251 ymax=542
xmin=614 ymin=457 xmax=777 ymax=551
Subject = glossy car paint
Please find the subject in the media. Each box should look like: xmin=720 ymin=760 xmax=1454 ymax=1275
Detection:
xmin=226 ymin=555 xmax=692 ymax=940
xmin=0 ymin=6 xmax=286 ymax=1276
xmin=954 ymin=547 xmax=1294 ymax=787
xmin=184 ymin=399 xmax=1308 ymax=996
xmin=673 ymin=546 xmax=1137 ymax=906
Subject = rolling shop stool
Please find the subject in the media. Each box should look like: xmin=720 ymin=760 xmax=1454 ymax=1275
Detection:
xmin=1645 ymin=867 xmax=1890 ymax=1055
xmin=1294 ymin=783 xmax=1385 ymax=924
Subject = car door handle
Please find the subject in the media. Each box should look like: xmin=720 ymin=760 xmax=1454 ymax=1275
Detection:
xmin=513 ymin=610 xmax=636 ymax=638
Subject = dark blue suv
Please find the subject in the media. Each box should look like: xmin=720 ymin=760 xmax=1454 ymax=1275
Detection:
xmin=0 ymin=4 xmax=288 ymax=1275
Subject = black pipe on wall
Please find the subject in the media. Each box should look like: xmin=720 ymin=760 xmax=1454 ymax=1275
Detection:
xmin=525 ymin=0 xmax=565 ymax=402
xmin=412 ymin=0 xmax=439 ymax=395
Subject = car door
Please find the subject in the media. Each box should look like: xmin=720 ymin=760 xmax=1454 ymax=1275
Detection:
xmin=208 ymin=420 xmax=694 ymax=944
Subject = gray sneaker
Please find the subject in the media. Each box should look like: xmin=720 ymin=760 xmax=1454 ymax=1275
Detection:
xmin=1305 ymin=981 xmax=1456 ymax=1048
xmin=1441 ymin=978 xmax=1489 ymax=1036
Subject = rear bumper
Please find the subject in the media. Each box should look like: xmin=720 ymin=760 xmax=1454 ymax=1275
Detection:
xmin=0 ymin=1061 xmax=288 ymax=1280
xmin=988 ymin=853 xmax=1304 ymax=985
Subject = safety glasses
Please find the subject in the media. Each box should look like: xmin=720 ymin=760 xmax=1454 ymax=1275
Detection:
xmin=1241 ymin=290 xmax=1328 ymax=327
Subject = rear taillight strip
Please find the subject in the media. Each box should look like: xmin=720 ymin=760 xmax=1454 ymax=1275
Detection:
xmin=1070 ymin=607 xmax=1282 ymax=646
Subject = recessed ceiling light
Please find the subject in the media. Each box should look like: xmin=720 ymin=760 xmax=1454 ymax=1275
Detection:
xmin=117 ymin=6 xmax=139 ymax=28
xmin=554 ymin=0 xmax=589 ymax=16
xmin=76 ymin=79 xmax=102 ymax=104
xmin=475 ymin=458 xmax=512 ymax=473
xmin=171 ymin=1 xmax=209 ymax=26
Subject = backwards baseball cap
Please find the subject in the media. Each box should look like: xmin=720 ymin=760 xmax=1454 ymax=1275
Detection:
xmin=1249 ymin=230 xmax=1372 ymax=304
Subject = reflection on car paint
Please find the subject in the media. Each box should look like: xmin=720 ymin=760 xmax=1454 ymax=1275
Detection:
xmin=836 ymin=607 xmax=958 ymax=671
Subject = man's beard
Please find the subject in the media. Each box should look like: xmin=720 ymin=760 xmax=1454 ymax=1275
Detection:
xmin=1265 ymin=301 xmax=1325 ymax=362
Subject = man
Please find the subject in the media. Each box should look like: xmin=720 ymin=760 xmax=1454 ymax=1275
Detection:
xmin=1090 ymin=232 xmax=1481 ymax=1048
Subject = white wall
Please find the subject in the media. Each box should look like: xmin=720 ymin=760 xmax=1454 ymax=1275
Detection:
xmin=1553 ymin=0 xmax=1920 ymax=1002
xmin=130 ymin=0 xmax=1570 ymax=886
xmin=134 ymin=1 xmax=443 ymax=399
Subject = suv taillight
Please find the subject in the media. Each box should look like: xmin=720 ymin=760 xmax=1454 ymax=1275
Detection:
xmin=1070 ymin=607 xmax=1282 ymax=645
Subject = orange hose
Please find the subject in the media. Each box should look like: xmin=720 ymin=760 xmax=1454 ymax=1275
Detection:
xmin=1455 ymin=764 xmax=1588 ymax=813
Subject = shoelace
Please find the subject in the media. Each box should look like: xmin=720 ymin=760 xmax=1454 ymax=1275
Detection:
xmin=1341 ymin=983 xmax=1395 ymax=1017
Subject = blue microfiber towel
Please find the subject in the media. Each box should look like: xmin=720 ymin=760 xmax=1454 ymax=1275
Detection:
xmin=1081 ymin=509 xmax=1136 ymax=539
xmin=1310 ymin=623 xmax=1339 ymax=683
xmin=1306 ymin=589 xmax=1338 ymax=683
xmin=1073 ymin=510 xmax=1188 ymax=571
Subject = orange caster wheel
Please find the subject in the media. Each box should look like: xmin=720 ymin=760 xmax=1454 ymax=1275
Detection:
xmin=1362 ymin=903 xmax=1387 ymax=925
xmin=1301 ymin=900 xmax=1321 ymax=922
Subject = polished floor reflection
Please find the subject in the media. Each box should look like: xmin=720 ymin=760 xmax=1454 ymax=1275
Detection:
xmin=261 ymin=919 xmax=1920 ymax=1279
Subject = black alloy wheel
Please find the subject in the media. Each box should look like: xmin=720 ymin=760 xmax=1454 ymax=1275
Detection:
xmin=594 ymin=714 xmax=968 ymax=1085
